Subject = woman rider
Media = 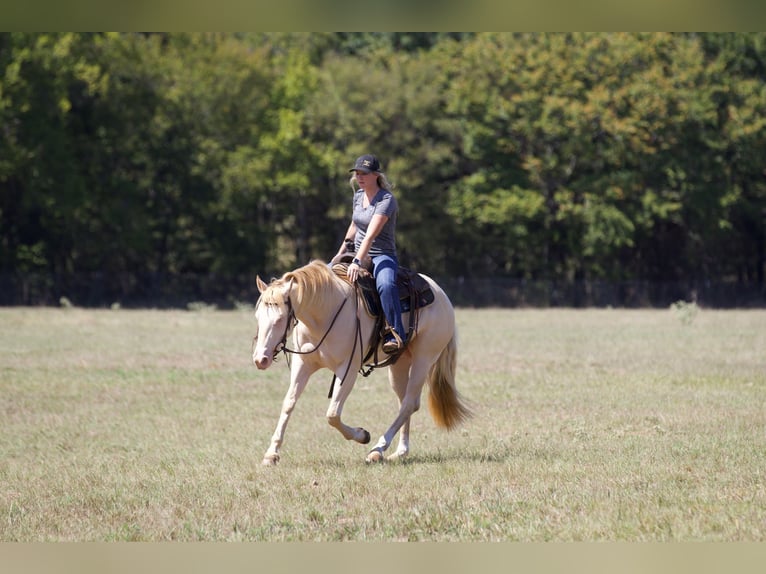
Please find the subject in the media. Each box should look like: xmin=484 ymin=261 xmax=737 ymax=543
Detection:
xmin=334 ymin=154 xmax=405 ymax=354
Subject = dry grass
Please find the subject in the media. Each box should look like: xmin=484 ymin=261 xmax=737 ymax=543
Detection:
xmin=1 ymin=306 xmax=765 ymax=541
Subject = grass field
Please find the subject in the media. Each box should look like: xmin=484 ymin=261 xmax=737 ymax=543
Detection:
xmin=1 ymin=305 xmax=765 ymax=541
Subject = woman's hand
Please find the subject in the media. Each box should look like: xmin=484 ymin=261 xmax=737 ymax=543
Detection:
xmin=346 ymin=261 xmax=361 ymax=282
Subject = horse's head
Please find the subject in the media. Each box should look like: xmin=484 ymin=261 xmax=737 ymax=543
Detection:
xmin=252 ymin=275 xmax=293 ymax=370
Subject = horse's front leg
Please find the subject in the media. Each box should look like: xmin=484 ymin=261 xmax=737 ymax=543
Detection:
xmin=262 ymin=360 xmax=314 ymax=466
xmin=325 ymin=371 xmax=370 ymax=446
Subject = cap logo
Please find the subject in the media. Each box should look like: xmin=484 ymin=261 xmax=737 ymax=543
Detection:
xmin=350 ymin=154 xmax=379 ymax=173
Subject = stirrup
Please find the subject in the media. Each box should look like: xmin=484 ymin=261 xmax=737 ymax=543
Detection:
xmin=382 ymin=327 xmax=405 ymax=355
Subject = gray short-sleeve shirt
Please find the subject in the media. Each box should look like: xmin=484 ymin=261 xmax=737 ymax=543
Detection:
xmin=352 ymin=189 xmax=398 ymax=258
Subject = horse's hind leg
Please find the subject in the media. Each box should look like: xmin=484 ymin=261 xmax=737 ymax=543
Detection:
xmin=367 ymin=355 xmax=428 ymax=464
xmin=386 ymin=356 xmax=413 ymax=461
xmin=326 ymin=372 xmax=371 ymax=445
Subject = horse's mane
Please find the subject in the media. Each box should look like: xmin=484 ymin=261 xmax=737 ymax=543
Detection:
xmin=262 ymin=260 xmax=346 ymax=311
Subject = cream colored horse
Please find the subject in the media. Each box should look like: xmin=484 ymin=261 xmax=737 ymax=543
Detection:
xmin=252 ymin=259 xmax=470 ymax=465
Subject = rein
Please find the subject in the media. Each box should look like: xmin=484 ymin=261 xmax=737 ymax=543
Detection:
xmin=277 ymin=285 xmax=365 ymax=400
xmin=327 ymin=288 xmax=363 ymax=399
xmin=279 ymin=296 xmax=348 ymax=360
xmin=252 ymin=288 xmax=347 ymax=365
xmin=255 ymin=279 xmax=377 ymax=400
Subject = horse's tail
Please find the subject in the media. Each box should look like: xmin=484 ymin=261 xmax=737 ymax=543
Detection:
xmin=427 ymin=333 xmax=472 ymax=430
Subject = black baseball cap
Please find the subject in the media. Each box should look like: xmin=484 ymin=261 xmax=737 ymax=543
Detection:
xmin=349 ymin=154 xmax=381 ymax=174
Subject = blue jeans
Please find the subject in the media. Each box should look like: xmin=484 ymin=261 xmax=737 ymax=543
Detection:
xmin=372 ymin=254 xmax=405 ymax=342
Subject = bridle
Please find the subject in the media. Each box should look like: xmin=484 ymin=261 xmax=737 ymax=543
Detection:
xmin=253 ymin=281 xmax=365 ymax=399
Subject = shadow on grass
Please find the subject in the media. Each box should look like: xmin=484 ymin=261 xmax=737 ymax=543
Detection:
xmin=254 ymin=436 xmax=515 ymax=470
xmin=273 ymin=446 xmax=512 ymax=471
xmin=395 ymin=447 xmax=513 ymax=465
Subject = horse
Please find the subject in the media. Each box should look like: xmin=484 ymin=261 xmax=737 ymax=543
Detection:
xmin=252 ymin=259 xmax=471 ymax=465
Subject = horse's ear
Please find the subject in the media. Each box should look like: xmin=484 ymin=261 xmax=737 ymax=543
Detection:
xmin=256 ymin=275 xmax=268 ymax=293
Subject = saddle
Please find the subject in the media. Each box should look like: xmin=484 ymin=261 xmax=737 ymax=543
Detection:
xmin=356 ymin=268 xmax=434 ymax=316
xmin=331 ymin=256 xmax=435 ymax=368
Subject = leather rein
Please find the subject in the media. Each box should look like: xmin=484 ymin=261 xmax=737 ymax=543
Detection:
xmin=255 ymin=285 xmax=365 ymax=398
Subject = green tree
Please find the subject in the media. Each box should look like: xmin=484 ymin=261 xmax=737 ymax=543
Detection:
xmin=0 ymin=33 xmax=107 ymax=287
xmin=1 ymin=32 xmax=764 ymax=306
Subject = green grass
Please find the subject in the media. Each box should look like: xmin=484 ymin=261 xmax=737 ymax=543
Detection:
xmin=1 ymin=306 xmax=765 ymax=541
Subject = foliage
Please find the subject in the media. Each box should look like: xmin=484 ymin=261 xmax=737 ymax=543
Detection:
xmin=1 ymin=32 xmax=764 ymax=304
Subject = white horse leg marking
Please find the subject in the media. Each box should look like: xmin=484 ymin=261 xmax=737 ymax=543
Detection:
xmin=326 ymin=371 xmax=371 ymax=445
xmin=388 ymin=419 xmax=411 ymax=461
xmin=262 ymin=360 xmax=313 ymax=465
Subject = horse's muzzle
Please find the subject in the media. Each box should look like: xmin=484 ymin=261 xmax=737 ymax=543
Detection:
xmin=252 ymin=335 xmax=273 ymax=370
xmin=252 ymin=339 xmax=273 ymax=370
xmin=253 ymin=357 xmax=273 ymax=371
xmin=253 ymin=352 xmax=272 ymax=370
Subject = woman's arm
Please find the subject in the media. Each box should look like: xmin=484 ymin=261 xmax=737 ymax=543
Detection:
xmin=354 ymin=214 xmax=388 ymax=263
xmin=347 ymin=214 xmax=388 ymax=281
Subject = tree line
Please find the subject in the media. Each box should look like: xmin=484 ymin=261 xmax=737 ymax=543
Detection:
xmin=1 ymin=32 xmax=764 ymax=306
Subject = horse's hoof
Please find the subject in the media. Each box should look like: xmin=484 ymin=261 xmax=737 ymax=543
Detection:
xmin=366 ymin=450 xmax=384 ymax=464
xmin=361 ymin=429 xmax=371 ymax=444
xmin=262 ymin=454 xmax=279 ymax=466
